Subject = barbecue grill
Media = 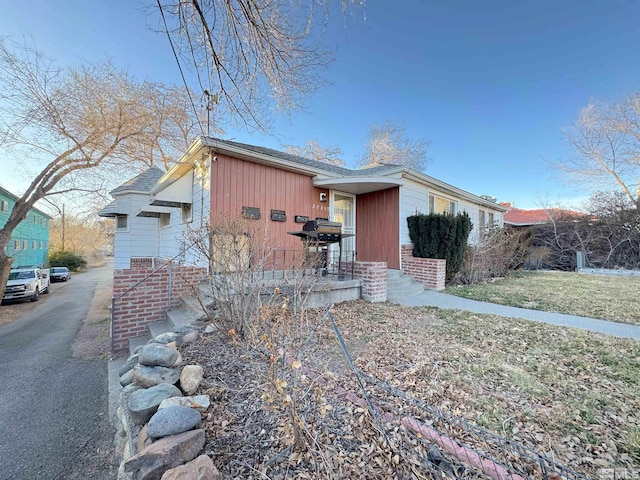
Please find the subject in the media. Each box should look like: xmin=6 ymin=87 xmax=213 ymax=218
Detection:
xmin=288 ymin=219 xmax=354 ymax=277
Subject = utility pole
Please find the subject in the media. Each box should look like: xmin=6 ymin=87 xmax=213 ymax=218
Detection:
xmin=62 ymin=204 xmax=65 ymax=252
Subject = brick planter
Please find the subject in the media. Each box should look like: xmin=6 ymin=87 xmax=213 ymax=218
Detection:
xmin=353 ymin=261 xmax=387 ymax=302
xmin=401 ymin=245 xmax=446 ymax=291
xmin=111 ymin=258 xmax=207 ymax=354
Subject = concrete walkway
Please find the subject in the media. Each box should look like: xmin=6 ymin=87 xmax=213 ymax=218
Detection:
xmin=392 ymin=290 xmax=640 ymax=341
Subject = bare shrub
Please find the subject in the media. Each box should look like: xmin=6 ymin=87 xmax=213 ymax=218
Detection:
xmin=186 ymin=214 xmax=334 ymax=456
xmin=455 ymin=227 xmax=531 ymax=284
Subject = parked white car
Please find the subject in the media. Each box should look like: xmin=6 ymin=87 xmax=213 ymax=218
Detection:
xmin=2 ymin=268 xmax=50 ymax=303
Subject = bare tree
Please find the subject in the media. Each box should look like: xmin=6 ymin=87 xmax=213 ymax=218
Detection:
xmin=0 ymin=39 xmax=201 ymax=293
xmin=48 ymin=215 xmax=110 ymax=259
xmin=155 ymin=0 xmax=363 ymax=131
xmin=563 ymin=91 xmax=640 ymax=208
xmin=359 ymin=120 xmax=429 ymax=170
xmin=284 ymin=139 xmax=345 ymax=167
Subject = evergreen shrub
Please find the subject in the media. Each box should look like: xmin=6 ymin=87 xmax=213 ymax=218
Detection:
xmin=49 ymin=250 xmax=87 ymax=272
xmin=407 ymin=212 xmax=473 ymax=283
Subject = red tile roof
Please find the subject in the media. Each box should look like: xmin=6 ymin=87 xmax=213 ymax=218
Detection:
xmin=503 ymin=207 xmax=584 ymax=226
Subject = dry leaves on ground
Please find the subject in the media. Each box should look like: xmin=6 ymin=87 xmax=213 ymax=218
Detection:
xmin=181 ymin=300 xmax=640 ymax=479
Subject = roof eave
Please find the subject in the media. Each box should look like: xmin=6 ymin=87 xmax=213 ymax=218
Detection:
xmin=203 ymin=137 xmax=340 ymax=178
xmin=402 ymin=170 xmax=508 ymax=211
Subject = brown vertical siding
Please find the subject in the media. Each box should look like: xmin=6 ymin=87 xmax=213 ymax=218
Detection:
xmin=209 ymin=154 xmax=329 ymax=263
xmin=356 ymin=187 xmax=400 ymax=269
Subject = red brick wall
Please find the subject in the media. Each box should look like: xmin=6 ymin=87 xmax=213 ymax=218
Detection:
xmin=111 ymin=258 xmax=207 ymax=354
xmin=401 ymin=245 xmax=446 ymax=291
xmin=353 ymin=261 xmax=387 ymax=302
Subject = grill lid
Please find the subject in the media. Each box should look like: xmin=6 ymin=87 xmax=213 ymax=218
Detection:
xmin=302 ymin=219 xmax=342 ymax=234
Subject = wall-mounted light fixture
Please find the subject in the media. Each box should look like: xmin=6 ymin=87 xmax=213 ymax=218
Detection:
xmin=320 ymin=192 xmax=327 ymax=202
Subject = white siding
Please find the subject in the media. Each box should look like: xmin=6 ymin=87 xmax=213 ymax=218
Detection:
xmin=461 ymin=202 xmax=505 ymax=244
xmin=398 ymin=178 xmax=505 ymax=247
xmin=113 ymin=193 xmax=160 ymax=268
xmin=399 ymin=179 xmax=428 ymax=245
xmin=155 ymin=167 xmax=211 ymax=269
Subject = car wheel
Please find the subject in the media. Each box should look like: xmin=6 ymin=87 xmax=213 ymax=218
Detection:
xmin=43 ymin=285 xmax=50 ymax=294
xmin=31 ymin=288 xmax=40 ymax=302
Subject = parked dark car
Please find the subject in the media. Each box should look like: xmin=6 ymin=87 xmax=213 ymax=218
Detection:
xmin=49 ymin=267 xmax=71 ymax=282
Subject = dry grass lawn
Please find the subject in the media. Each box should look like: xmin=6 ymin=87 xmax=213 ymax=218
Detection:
xmin=184 ymin=300 xmax=640 ymax=479
xmin=446 ymin=271 xmax=640 ymax=325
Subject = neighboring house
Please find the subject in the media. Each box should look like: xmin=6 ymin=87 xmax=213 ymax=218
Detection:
xmin=0 ymin=185 xmax=52 ymax=268
xmin=502 ymin=203 xmax=584 ymax=227
xmin=100 ymin=137 xmax=506 ymax=353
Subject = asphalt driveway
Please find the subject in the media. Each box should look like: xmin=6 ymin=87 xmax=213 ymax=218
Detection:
xmin=0 ymin=263 xmax=116 ymax=480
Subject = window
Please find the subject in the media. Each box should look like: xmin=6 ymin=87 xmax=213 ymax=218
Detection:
xmin=116 ymin=215 xmax=128 ymax=230
xmin=429 ymin=194 xmax=456 ymax=215
xmin=488 ymin=212 xmax=495 ymax=226
xmin=22 ymin=240 xmax=28 ymax=250
xmin=14 ymin=240 xmax=20 ymax=250
xmin=33 ymin=215 xmax=37 ymax=223
xmin=39 ymin=217 xmax=43 ymax=225
xmin=1 ymin=200 xmax=7 ymax=212
xmin=32 ymin=240 xmax=37 ymax=249
xmin=39 ymin=241 xmax=43 ymax=249
xmin=479 ymin=210 xmax=486 ymax=231
xmin=159 ymin=213 xmax=171 ymax=228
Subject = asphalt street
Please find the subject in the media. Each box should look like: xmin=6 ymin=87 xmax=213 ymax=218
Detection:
xmin=0 ymin=264 xmax=115 ymax=480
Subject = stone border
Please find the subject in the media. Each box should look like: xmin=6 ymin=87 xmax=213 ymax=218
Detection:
xmin=114 ymin=327 xmax=219 ymax=480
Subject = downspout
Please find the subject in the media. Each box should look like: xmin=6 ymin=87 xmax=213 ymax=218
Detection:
xmin=168 ymin=261 xmax=173 ymax=310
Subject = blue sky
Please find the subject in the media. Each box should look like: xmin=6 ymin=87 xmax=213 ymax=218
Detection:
xmin=1 ymin=0 xmax=639 ymax=209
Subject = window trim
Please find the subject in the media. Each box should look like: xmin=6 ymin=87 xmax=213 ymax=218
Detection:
xmin=428 ymin=193 xmax=457 ymax=215
xmin=116 ymin=215 xmax=129 ymax=231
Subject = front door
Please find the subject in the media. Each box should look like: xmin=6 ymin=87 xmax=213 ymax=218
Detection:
xmin=330 ymin=191 xmax=356 ymax=259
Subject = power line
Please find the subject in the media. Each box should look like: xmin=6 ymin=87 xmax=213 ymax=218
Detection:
xmin=156 ymin=0 xmax=205 ymax=137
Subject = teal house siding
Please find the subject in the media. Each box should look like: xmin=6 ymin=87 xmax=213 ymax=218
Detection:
xmin=0 ymin=186 xmax=52 ymax=268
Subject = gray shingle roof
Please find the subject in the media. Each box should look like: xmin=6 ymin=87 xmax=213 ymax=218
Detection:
xmin=98 ymin=199 xmax=128 ymax=218
xmin=203 ymin=137 xmax=402 ymax=177
xmin=110 ymin=166 xmax=165 ymax=195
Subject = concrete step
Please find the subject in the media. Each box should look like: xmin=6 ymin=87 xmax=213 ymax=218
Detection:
xmin=387 ymin=275 xmax=412 ymax=289
xmin=386 ymin=269 xmax=402 ymax=279
xmin=128 ymin=335 xmax=148 ymax=357
xmin=148 ymin=320 xmax=174 ymax=339
xmin=387 ymin=282 xmax=425 ymax=301
xmin=166 ymin=307 xmax=206 ymax=330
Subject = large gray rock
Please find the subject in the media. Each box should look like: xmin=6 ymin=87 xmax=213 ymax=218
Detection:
xmin=181 ymin=331 xmax=199 ymax=345
xmin=124 ymin=429 xmax=205 ymax=480
xmin=180 ymin=365 xmax=203 ymax=395
xmin=139 ymin=344 xmax=179 ymax=368
xmin=120 ymin=368 xmax=134 ymax=387
xmin=160 ymin=454 xmax=219 ymax=480
xmin=133 ymin=364 xmax=180 ymax=388
xmin=158 ymin=395 xmax=210 ymax=413
xmin=154 ymin=332 xmax=182 ymax=345
xmin=147 ymin=406 xmax=202 ymax=439
xmin=119 ymin=354 xmax=140 ymax=377
xmin=128 ymin=384 xmax=182 ymax=424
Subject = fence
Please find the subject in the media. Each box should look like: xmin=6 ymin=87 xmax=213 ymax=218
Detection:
xmin=321 ymin=306 xmax=589 ymax=480
xmin=259 ymin=249 xmax=356 ymax=281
